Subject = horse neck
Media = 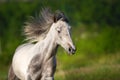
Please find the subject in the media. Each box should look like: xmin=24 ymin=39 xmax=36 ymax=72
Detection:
xmin=36 ymin=26 xmax=58 ymax=61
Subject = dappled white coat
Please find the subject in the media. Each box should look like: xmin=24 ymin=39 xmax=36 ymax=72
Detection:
xmin=12 ymin=21 xmax=75 ymax=80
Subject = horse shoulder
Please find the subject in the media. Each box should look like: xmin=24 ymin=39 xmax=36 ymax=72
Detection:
xmin=15 ymin=43 xmax=34 ymax=52
xmin=12 ymin=43 xmax=35 ymax=79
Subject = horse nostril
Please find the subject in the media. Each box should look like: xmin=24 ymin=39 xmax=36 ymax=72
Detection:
xmin=68 ymin=47 xmax=76 ymax=54
xmin=68 ymin=47 xmax=72 ymax=52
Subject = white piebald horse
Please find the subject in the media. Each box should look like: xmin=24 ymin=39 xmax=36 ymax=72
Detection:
xmin=8 ymin=8 xmax=76 ymax=80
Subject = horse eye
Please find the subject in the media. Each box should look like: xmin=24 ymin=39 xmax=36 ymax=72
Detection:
xmin=56 ymin=27 xmax=61 ymax=33
xmin=58 ymin=30 xmax=61 ymax=33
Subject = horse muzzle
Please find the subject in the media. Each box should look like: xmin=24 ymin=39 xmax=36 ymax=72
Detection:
xmin=68 ymin=46 xmax=76 ymax=55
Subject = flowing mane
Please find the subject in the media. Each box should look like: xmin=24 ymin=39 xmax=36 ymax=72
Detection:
xmin=24 ymin=8 xmax=69 ymax=43
xmin=24 ymin=8 xmax=54 ymax=42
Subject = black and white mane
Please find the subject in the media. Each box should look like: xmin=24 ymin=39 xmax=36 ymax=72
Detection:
xmin=24 ymin=8 xmax=68 ymax=42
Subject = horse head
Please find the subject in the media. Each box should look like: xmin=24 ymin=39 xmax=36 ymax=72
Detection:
xmin=53 ymin=10 xmax=76 ymax=55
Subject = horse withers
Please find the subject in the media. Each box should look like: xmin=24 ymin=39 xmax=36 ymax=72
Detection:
xmin=8 ymin=8 xmax=76 ymax=80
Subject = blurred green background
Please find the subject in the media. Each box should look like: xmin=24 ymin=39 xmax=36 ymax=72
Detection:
xmin=0 ymin=0 xmax=120 ymax=80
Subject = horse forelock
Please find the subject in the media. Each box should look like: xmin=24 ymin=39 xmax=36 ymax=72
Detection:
xmin=23 ymin=8 xmax=68 ymax=43
xmin=54 ymin=10 xmax=69 ymax=23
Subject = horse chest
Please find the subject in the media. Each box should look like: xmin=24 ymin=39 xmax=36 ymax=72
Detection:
xmin=27 ymin=54 xmax=56 ymax=80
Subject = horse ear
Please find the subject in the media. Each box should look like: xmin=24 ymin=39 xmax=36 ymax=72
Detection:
xmin=54 ymin=10 xmax=64 ymax=23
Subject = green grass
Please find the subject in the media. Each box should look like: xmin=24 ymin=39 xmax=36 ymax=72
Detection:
xmin=55 ymin=52 xmax=120 ymax=80
xmin=62 ymin=65 xmax=120 ymax=80
xmin=0 ymin=65 xmax=9 ymax=80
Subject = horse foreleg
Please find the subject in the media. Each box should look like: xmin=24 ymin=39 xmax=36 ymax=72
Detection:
xmin=8 ymin=65 xmax=20 ymax=80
